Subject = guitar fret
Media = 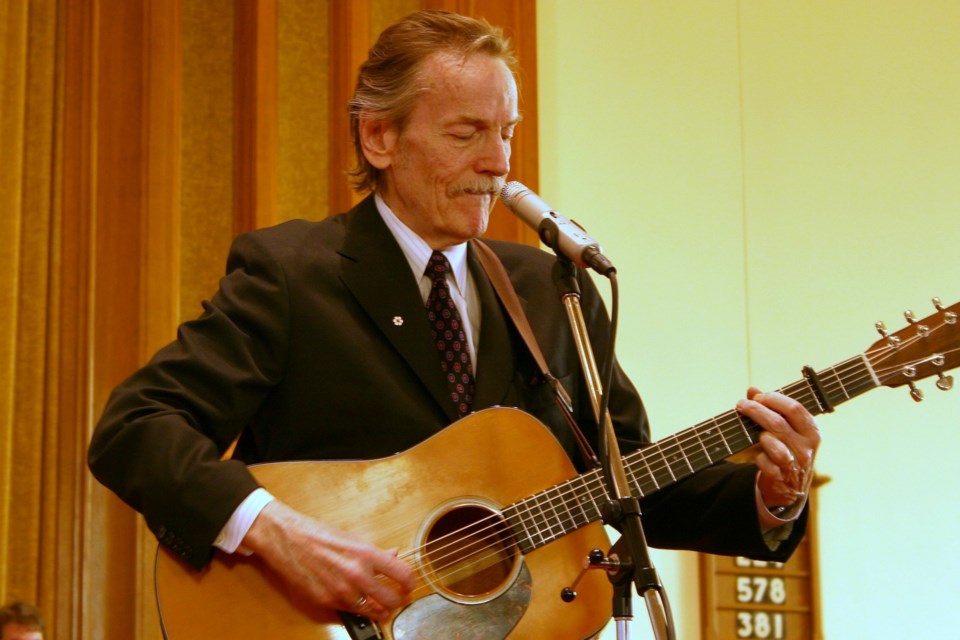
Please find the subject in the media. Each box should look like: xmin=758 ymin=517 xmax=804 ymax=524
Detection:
xmin=855 ymin=352 xmax=882 ymax=391
xmin=674 ymin=437 xmax=696 ymax=475
xmin=692 ymin=427 xmax=711 ymax=462
xmin=642 ymin=454 xmax=659 ymax=491
xmin=789 ymin=378 xmax=821 ymax=414
xmin=733 ymin=410 xmax=754 ymax=442
xmin=542 ymin=488 xmax=567 ymax=542
xmin=624 ymin=460 xmax=652 ymax=496
xmin=573 ymin=479 xmax=595 ymax=525
xmin=522 ymin=497 xmax=548 ymax=548
xmin=720 ymin=411 xmax=758 ymax=451
xmin=531 ymin=495 xmax=553 ymax=545
xmin=822 ymin=366 xmax=849 ymax=404
xmin=625 ymin=461 xmax=644 ymax=497
xmin=554 ymin=486 xmax=578 ymax=533
xmin=556 ymin=488 xmax=577 ymax=531
xmin=705 ymin=417 xmax=733 ymax=459
xmin=504 ymin=504 xmax=537 ymax=555
xmin=653 ymin=448 xmax=677 ymax=487
xmin=663 ymin=436 xmax=686 ymax=480
xmin=586 ymin=472 xmax=607 ymax=521
xmin=533 ymin=493 xmax=554 ymax=544
xmin=686 ymin=429 xmax=713 ymax=471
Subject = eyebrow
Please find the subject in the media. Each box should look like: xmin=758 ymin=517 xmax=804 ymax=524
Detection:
xmin=451 ymin=114 xmax=524 ymax=127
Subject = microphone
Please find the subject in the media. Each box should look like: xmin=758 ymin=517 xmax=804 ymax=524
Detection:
xmin=499 ymin=181 xmax=616 ymax=276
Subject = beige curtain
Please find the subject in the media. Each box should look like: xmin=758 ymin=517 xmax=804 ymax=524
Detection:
xmin=0 ymin=1 xmax=536 ymax=638
xmin=0 ymin=0 xmax=88 ymax=637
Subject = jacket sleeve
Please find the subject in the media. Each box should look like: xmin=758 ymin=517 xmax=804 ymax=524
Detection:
xmin=88 ymin=231 xmax=291 ymax=569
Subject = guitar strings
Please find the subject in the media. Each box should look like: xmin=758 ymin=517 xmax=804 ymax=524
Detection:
xmin=395 ymin=357 xmax=865 ymax=595
xmin=388 ymin=315 xmax=957 ymax=600
xmin=393 ymin=356 xmax=870 ymax=597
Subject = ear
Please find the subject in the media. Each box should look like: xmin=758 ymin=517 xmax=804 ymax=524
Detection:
xmin=358 ymin=116 xmax=398 ymax=170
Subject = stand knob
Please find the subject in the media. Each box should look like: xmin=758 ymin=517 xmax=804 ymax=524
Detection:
xmin=560 ymin=548 xmax=621 ymax=603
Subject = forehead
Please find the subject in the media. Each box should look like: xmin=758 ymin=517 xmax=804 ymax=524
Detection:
xmin=412 ymin=52 xmax=518 ymax=122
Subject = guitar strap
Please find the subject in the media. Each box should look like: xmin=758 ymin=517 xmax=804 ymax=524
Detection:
xmin=471 ymin=238 xmax=600 ymax=470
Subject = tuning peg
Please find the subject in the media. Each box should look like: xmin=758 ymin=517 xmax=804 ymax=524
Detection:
xmin=903 ymin=310 xmax=931 ymax=337
xmin=932 ymin=297 xmax=959 ymax=324
xmin=875 ymin=321 xmax=901 ymax=347
xmin=908 ymin=382 xmax=924 ymax=402
xmin=937 ymin=374 xmax=954 ymax=391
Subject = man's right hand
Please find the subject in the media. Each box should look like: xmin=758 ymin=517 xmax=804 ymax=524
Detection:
xmin=242 ymin=500 xmax=415 ymax=622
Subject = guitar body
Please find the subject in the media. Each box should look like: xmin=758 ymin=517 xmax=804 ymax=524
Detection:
xmin=156 ymin=408 xmax=613 ymax=639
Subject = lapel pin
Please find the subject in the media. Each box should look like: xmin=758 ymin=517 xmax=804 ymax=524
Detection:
xmin=392 ymin=316 xmax=404 ymax=326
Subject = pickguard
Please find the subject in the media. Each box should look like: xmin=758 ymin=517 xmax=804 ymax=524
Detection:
xmin=391 ymin=562 xmax=532 ymax=640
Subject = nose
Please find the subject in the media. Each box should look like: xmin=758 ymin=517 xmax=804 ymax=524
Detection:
xmin=475 ymin=131 xmax=511 ymax=177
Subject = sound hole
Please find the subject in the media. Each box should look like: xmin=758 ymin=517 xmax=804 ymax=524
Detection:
xmin=421 ymin=503 xmax=520 ymax=604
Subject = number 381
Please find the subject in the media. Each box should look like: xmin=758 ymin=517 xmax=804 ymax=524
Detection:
xmin=736 ymin=611 xmax=785 ymax=639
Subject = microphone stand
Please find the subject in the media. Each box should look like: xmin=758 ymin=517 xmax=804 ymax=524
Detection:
xmin=551 ymin=256 xmax=675 ymax=640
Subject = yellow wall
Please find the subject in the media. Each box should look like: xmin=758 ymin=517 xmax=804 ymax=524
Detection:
xmin=537 ymin=1 xmax=960 ymax=638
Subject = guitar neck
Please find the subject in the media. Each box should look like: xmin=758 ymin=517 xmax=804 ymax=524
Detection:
xmin=504 ymin=353 xmax=879 ymax=554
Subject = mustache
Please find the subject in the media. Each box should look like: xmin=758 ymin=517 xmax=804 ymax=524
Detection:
xmin=447 ymin=177 xmax=505 ymax=197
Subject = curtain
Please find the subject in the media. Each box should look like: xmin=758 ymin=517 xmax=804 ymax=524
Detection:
xmin=0 ymin=1 xmax=536 ymax=638
xmin=0 ymin=1 xmax=85 ymax=638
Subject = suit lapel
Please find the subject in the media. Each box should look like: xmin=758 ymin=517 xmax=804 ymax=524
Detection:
xmin=338 ymin=197 xmax=459 ymax=422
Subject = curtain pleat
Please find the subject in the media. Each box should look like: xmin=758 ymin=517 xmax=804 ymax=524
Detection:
xmin=1 ymin=0 xmax=64 ymax=636
xmin=0 ymin=0 xmax=29 ymax=608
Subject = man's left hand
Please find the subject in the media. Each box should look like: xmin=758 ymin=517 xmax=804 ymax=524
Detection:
xmin=737 ymin=387 xmax=822 ymax=511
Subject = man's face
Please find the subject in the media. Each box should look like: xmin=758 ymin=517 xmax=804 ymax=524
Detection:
xmin=0 ymin=622 xmax=43 ymax=640
xmin=373 ymin=52 xmax=519 ymax=249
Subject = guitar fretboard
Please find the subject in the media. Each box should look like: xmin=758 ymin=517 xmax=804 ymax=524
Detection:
xmin=503 ymin=354 xmax=878 ymax=554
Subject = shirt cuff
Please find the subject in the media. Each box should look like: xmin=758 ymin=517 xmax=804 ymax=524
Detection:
xmin=755 ymin=470 xmax=809 ymax=528
xmin=213 ymin=488 xmax=275 ymax=555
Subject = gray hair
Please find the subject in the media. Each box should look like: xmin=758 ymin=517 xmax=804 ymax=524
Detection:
xmin=348 ymin=10 xmax=517 ymax=194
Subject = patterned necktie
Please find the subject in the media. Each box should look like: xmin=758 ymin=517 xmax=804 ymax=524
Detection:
xmin=424 ymin=251 xmax=475 ymax=416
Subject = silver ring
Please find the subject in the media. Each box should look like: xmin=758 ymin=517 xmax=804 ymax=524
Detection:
xmin=355 ymin=594 xmax=368 ymax=608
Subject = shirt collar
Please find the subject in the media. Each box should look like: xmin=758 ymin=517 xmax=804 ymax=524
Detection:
xmin=374 ymin=193 xmax=470 ymax=294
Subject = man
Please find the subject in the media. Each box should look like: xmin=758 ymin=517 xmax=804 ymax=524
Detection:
xmin=89 ymin=9 xmax=819 ymax=633
xmin=0 ymin=602 xmax=44 ymax=640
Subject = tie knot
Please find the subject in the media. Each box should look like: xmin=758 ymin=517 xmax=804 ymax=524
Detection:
xmin=426 ymin=251 xmax=450 ymax=280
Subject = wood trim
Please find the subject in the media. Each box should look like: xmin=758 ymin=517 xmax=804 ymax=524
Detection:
xmin=60 ymin=2 xmax=98 ymax=637
xmin=87 ymin=1 xmax=147 ymax=637
xmin=139 ymin=3 xmax=183 ymax=638
xmin=235 ymin=0 xmax=279 ymax=232
xmin=328 ymin=0 xmax=371 ymax=214
xmin=141 ymin=0 xmax=182 ymax=359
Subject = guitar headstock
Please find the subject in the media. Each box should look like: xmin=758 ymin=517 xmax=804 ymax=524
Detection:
xmin=867 ymin=297 xmax=959 ymax=401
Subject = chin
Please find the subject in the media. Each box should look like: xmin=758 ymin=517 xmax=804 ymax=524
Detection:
xmin=468 ymin=212 xmax=491 ymax=239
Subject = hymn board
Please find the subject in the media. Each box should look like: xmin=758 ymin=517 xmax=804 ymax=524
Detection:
xmin=700 ymin=477 xmax=827 ymax=640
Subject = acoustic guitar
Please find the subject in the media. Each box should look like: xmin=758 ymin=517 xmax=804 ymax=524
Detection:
xmin=155 ymin=299 xmax=959 ymax=639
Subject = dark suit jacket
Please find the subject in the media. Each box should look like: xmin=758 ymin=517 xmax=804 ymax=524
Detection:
xmin=88 ymin=195 xmax=806 ymax=569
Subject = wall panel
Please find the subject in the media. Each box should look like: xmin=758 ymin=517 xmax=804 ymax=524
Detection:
xmin=538 ymin=1 xmax=960 ymax=638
